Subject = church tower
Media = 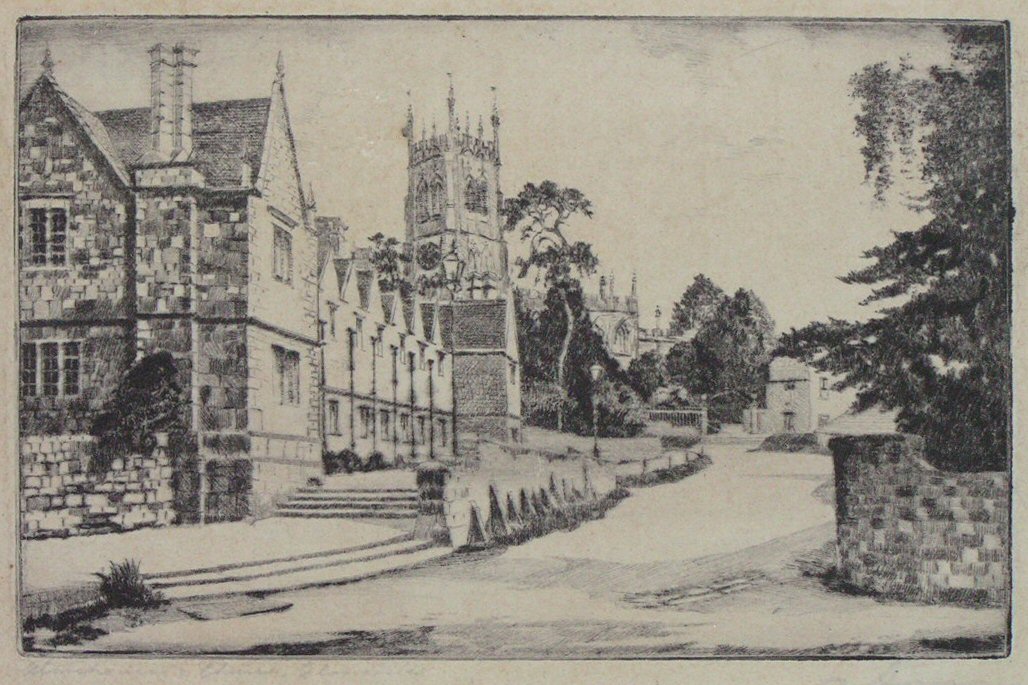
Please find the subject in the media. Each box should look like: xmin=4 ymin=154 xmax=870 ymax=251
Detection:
xmin=403 ymin=77 xmax=510 ymax=299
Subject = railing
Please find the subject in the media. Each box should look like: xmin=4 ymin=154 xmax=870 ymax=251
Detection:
xmin=647 ymin=408 xmax=708 ymax=434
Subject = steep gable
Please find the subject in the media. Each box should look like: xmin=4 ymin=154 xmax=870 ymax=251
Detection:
xmin=21 ymin=75 xmax=131 ymax=187
xmin=256 ymin=73 xmax=307 ymax=225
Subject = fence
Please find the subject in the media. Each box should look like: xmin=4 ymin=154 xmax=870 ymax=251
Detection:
xmin=647 ymin=408 xmax=708 ymax=434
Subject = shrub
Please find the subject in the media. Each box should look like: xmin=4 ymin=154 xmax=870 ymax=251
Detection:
xmin=324 ymin=448 xmax=360 ymax=475
xmin=94 ymin=559 xmax=162 ymax=609
xmin=522 ymin=381 xmax=573 ymax=430
xmin=90 ymin=352 xmax=189 ymax=473
xmin=568 ymin=380 xmax=647 ymax=438
xmin=659 ymin=433 xmax=701 ymax=450
xmin=757 ymin=432 xmax=829 ymax=454
xmin=363 ymin=451 xmax=387 ymax=472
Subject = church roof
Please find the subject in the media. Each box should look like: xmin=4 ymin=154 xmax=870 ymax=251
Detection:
xmin=439 ymin=299 xmax=509 ymax=350
xmin=95 ymin=98 xmax=271 ymax=187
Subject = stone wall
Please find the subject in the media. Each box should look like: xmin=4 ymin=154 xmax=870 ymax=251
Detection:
xmin=414 ymin=441 xmax=618 ymax=548
xmin=21 ymin=433 xmax=176 ymax=539
xmin=830 ymin=434 xmax=1009 ymax=606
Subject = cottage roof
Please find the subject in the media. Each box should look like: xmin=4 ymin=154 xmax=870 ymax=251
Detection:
xmin=95 ymin=98 xmax=271 ymax=187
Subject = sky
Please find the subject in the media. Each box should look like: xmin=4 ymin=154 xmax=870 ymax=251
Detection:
xmin=18 ymin=18 xmax=959 ymax=332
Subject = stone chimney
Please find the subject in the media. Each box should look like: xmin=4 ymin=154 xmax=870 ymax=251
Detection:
xmin=149 ymin=43 xmax=197 ymax=161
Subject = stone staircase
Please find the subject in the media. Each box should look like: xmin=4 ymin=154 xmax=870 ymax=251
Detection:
xmin=145 ymin=532 xmax=448 ymax=600
xmin=274 ymin=486 xmax=420 ymax=520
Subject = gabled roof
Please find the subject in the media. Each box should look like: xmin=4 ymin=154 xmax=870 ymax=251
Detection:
xmin=333 ymin=258 xmax=354 ymax=300
xmin=356 ymin=270 xmax=374 ymax=310
xmin=95 ymin=98 xmax=271 ymax=187
xmin=24 ymin=75 xmax=132 ymax=186
xmin=440 ymin=299 xmax=510 ymax=350
xmin=381 ymin=292 xmax=397 ymax=325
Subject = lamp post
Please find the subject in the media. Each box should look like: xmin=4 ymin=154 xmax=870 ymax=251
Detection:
xmin=589 ymin=363 xmax=604 ymax=461
xmin=441 ymin=243 xmax=465 ymax=296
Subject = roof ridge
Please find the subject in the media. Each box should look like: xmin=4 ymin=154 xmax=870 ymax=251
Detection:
xmin=95 ymin=96 xmax=272 ymax=116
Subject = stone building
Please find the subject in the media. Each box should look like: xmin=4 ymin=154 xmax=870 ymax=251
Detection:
xmin=637 ymin=305 xmax=696 ymax=357
xmin=19 ymin=46 xmax=321 ymax=523
xmin=19 ymin=54 xmax=524 ymax=534
xmin=761 ymin=356 xmax=857 ymax=434
xmin=318 ymin=237 xmax=455 ymax=464
xmin=584 ymin=274 xmax=640 ymax=368
xmin=402 ymin=78 xmax=509 ymax=300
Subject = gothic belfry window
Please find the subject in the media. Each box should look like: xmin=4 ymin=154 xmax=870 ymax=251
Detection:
xmin=415 ymin=179 xmax=429 ymax=223
xmin=614 ymin=321 xmax=632 ymax=354
xmin=429 ymin=177 xmax=445 ymax=218
xmin=465 ymin=176 xmax=487 ymax=214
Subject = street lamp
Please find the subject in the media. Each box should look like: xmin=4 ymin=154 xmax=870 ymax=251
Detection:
xmin=589 ymin=363 xmax=605 ymax=460
xmin=441 ymin=244 xmax=465 ymax=295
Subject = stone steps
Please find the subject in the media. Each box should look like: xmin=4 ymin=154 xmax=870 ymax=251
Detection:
xmin=276 ymin=507 xmax=418 ymax=519
xmin=157 ymin=545 xmax=450 ymax=600
xmin=275 ymin=486 xmax=420 ymax=521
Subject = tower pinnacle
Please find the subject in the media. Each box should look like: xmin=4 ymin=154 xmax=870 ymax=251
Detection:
xmin=41 ymin=47 xmax=55 ymax=77
xmin=447 ymin=72 xmax=456 ymax=132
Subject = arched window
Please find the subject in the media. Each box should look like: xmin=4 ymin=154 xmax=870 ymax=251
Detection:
xmin=430 ymin=177 xmax=445 ymax=218
xmin=614 ymin=321 xmax=632 ymax=354
xmin=415 ymin=179 xmax=429 ymax=223
xmin=464 ymin=176 xmax=487 ymax=214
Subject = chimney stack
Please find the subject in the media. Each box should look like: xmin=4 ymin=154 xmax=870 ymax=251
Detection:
xmin=149 ymin=43 xmax=197 ymax=161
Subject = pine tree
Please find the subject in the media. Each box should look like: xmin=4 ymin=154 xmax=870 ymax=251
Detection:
xmin=778 ymin=26 xmax=1010 ymax=471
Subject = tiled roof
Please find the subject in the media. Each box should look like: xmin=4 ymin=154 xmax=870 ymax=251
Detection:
xmin=819 ymin=407 xmax=900 ymax=436
xmin=441 ymin=299 xmax=509 ymax=350
xmin=419 ymin=303 xmax=436 ymax=341
xmin=95 ymin=98 xmax=271 ymax=187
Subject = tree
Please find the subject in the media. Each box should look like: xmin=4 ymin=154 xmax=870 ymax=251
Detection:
xmin=367 ymin=232 xmax=412 ymax=295
xmin=90 ymin=352 xmax=190 ymax=471
xmin=515 ymin=283 xmax=641 ymax=436
xmin=778 ymin=26 xmax=1010 ymax=471
xmin=503 ymin=181 xmax=598 ymax=431
xmin=625 ymin=350 xmax=667 ymax=402
xmin=691 ymin=289 xmax=775 ymax=424
xmin=670 ymin=273 xmax=727 ymax=334
xmin=663 ymin=289 xmax=775 ymax=424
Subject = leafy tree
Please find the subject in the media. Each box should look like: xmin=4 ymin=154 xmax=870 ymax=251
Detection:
xmin=504 ymin=181 xmax=598 ymax=431
xmin=90 ymin=352 xmax=190 ymax=471
xmin=670 ymin=273 xmax=727 ymax=334
xmin=663 ymin=289 xmax=774 ymax=424
xmin=625 ymin=350 xmax=667 ymax=402
xmin=777 ymin=26 xmax=1010 ymax=471
xmin=516 ymin=283 xmax=641 ymax=436
xmin=368 ymin=232 xmax=412 ymax=295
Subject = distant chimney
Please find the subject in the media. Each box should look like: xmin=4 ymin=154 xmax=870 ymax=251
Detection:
xmin=149 ymin=43 xmax=197 ymax=161
xmin=599 ymin=275 xmax=607 ymax=301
